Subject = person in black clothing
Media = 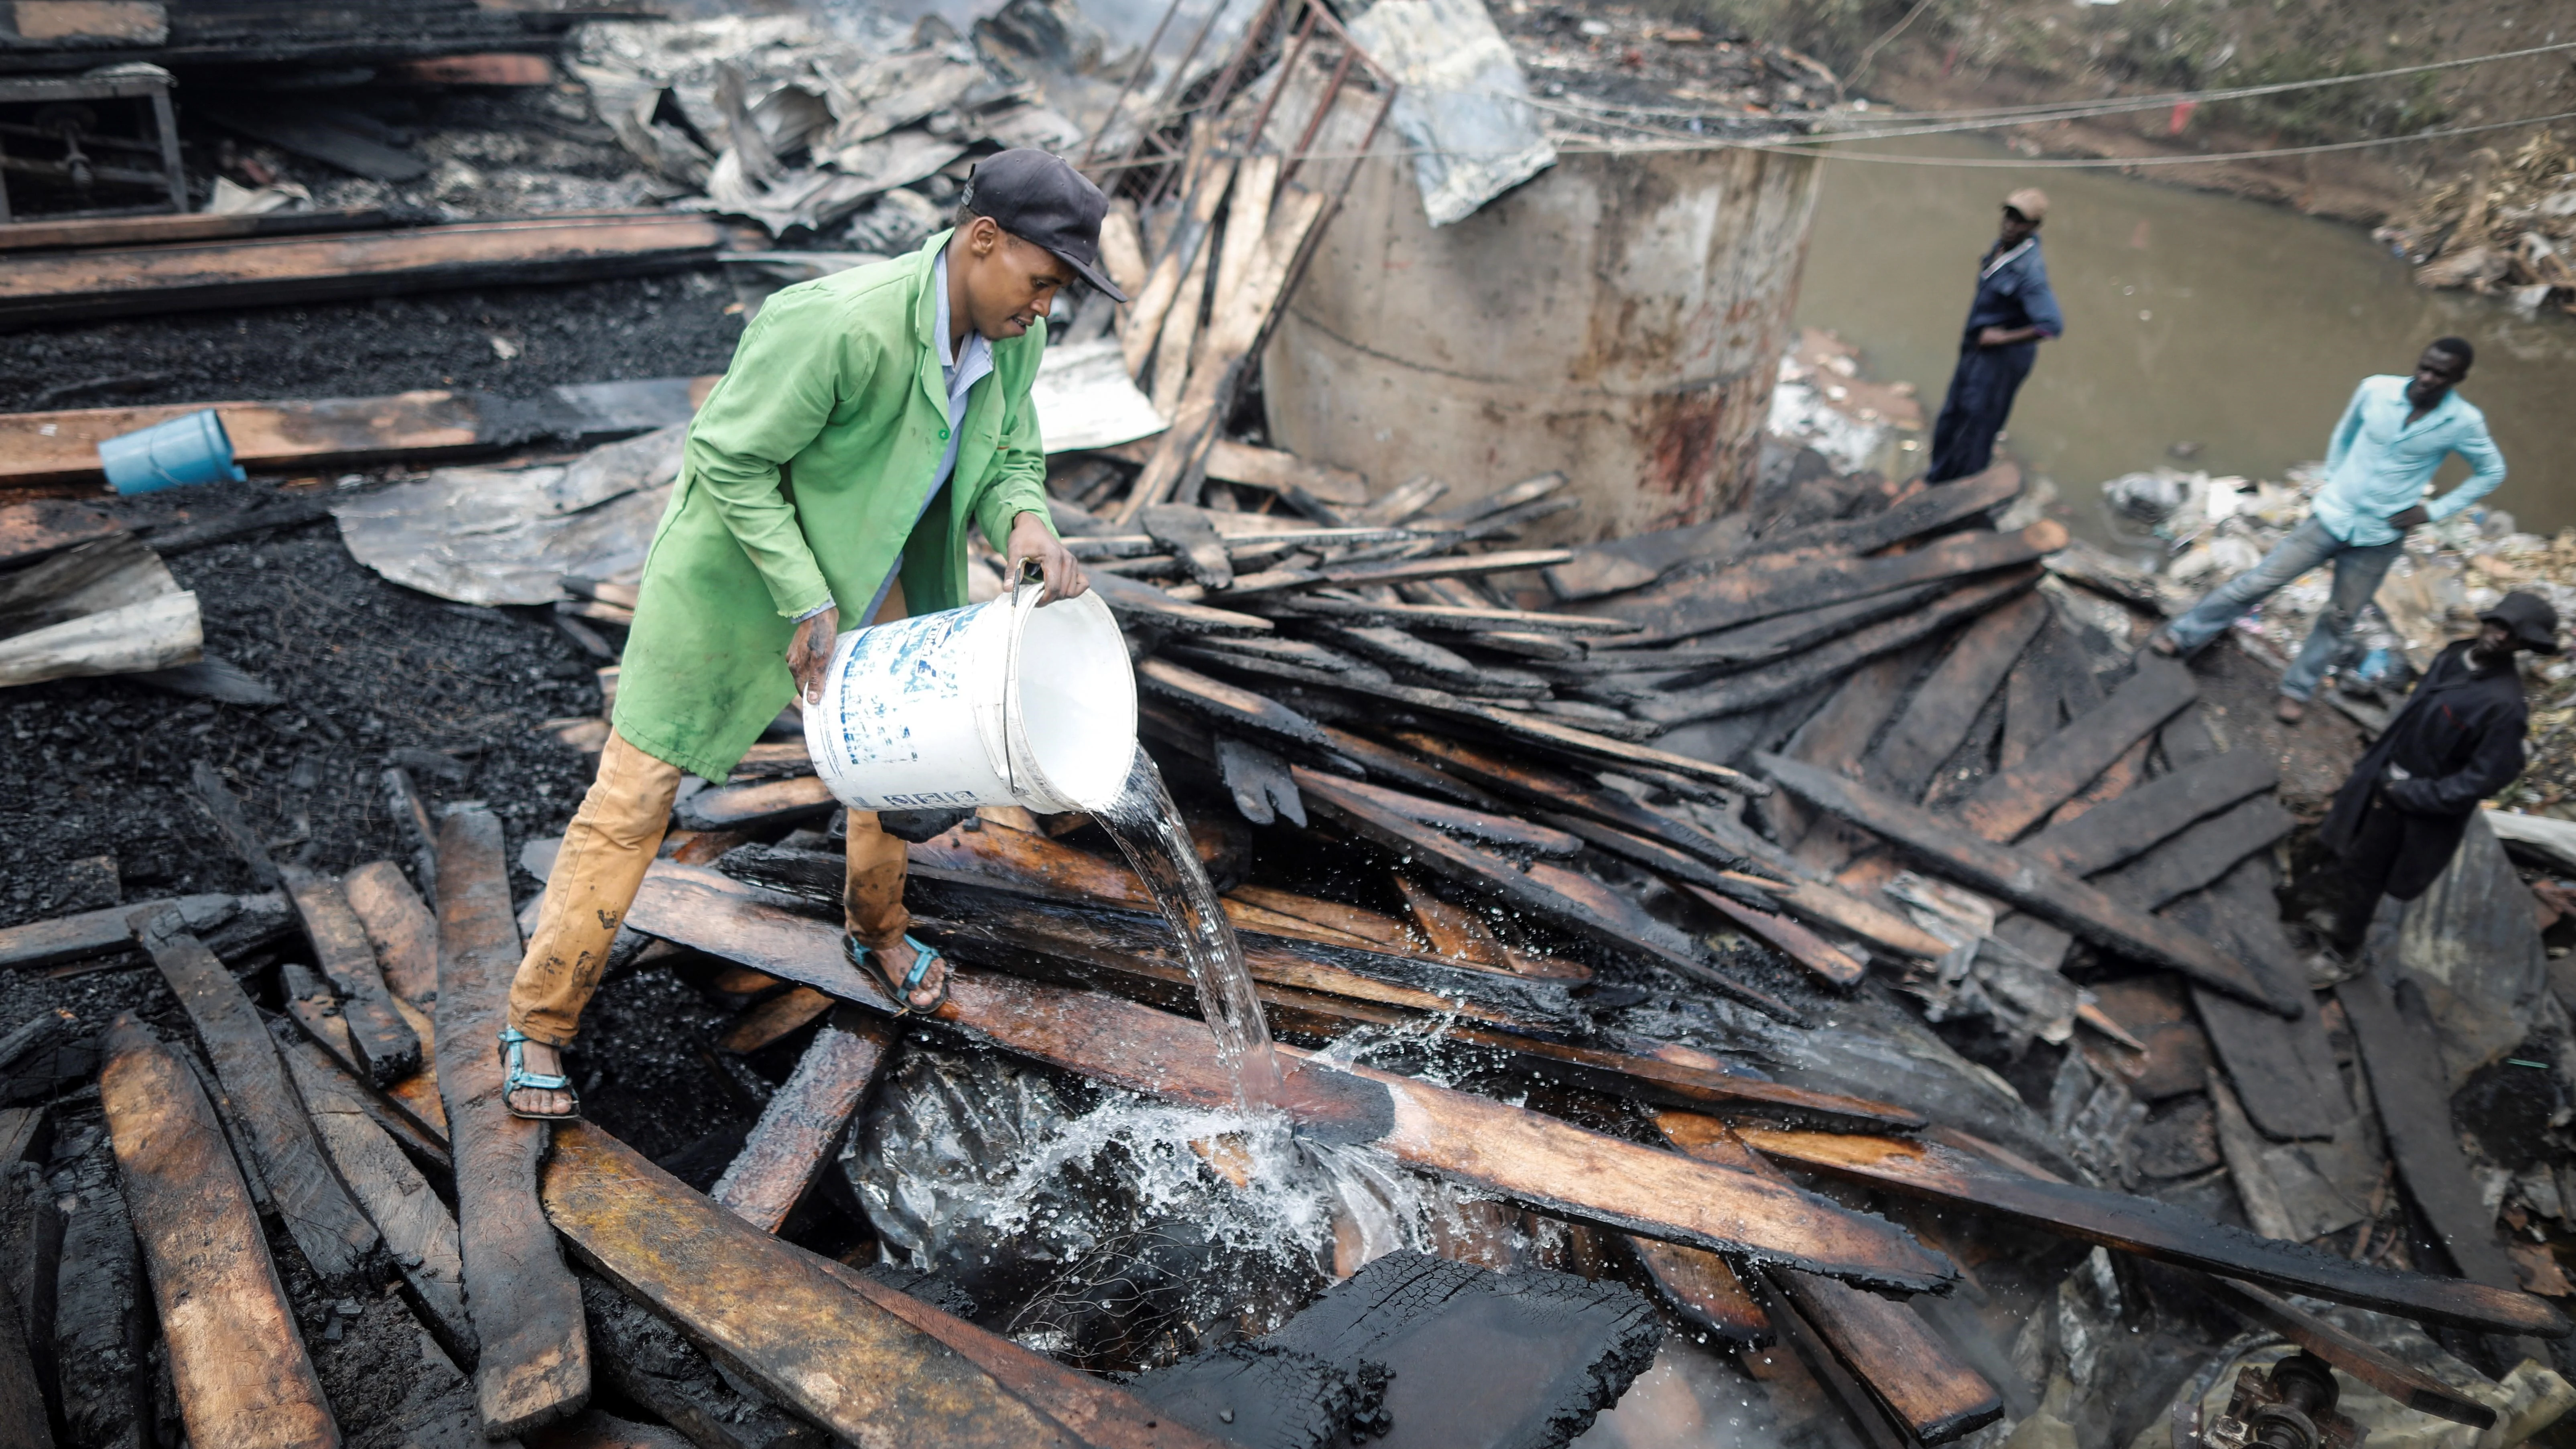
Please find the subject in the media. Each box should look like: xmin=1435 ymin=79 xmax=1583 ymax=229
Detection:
xmin=2320 ymin=590 xmax=2561 ymax=955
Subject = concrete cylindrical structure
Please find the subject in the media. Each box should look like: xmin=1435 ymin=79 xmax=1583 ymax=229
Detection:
xmin=1262 ymin=143 xmax=1820 ymax=542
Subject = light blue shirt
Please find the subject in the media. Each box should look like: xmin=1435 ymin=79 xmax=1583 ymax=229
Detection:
xmin=2311 ymin=374 xmax=2505 ymax=547
xmin=807 ymin=245 xmax=997 ymax=625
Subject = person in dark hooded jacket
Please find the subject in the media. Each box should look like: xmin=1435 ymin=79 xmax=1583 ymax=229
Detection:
xmin=2320 ymin=589 xmax=2560 ymax=955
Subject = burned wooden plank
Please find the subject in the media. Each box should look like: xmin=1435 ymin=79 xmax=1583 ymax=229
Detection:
xmin=273 ymin=1029 xmax=474 ymax=1366
xmin=1954 ymin=658 xmax=2196 ymax=842
xmin=1593 ymin=581 xmax=1954 ymax=674
xmin=187 ymin=760 xmax=280 ymax=890
xmin=1310 ymin=547 xmax=1573 ymax=590
xmin=1255 ymin=593 xmax=1639 ymax=636
xmin=2195 ymin=1275 xmax=2496 ymax=1429
xmin=0 ymin=892 xmax=234 ymax=970
xmin=1320 ymin=774 xmax=1583 ymax=855
xmin=0 ymin=1154 xmax=58 ymax=1437
xmin=1634 ymin=569 xmax=2041 ymax=726
xmin=1720 ymin=1118 xmax=2566 ymax=1337
xmin=2085 ymin=798 xmax=2296 ymax=914
xmin=280 ymin=963 xmax=453 ymax=1157
xmin=129 ymin=910 xmax=380 ymax=1284
xmin=1089 ymin=571 xmax=1275 ymax=634
xmin=1138 ymin=657 xmax=1331 ymax=748
xmin=2170 ymin=863 xmax=2353 ymax=1142
xmin=281 ymin=865 xmax=421 ymax=1085
xmin=1390 ymin=874 xmax=1510 ymax=970
xmin=0 ymin=213 xmax=723 ymax=329
xmin=576 ymin=1273 xmax=825 ymax=1449
xmin=2019 ymin=748 xmax=2279 ymax=876
xmin=1627 ymin=1235 xmax=1772 ymax=1345
xmin=1775 ymin=641 xmax=1941 ymax=862
xmin=717 ymin=986 xmax=833 ymax=1055
xmin=1294 ymin=767 xmax=1804 ymax=1021
xmin=1997 ymin=617 xmax=2095 ymax=773
xmin=1608 ymin=521 xmax=2068 ymax=646
xmin=99 ymin=1015 xmax=338 ymax=1449
xmin=674 ymin=777 xmax=835 ymax=835
xmin=0 ymin=1238 xmax=43 ymax=1449
xmin=1665 ymin=1116 xmax=2000 ymax=1443
xmin=435 ymin=806 xmax=590 ymax=1437
xmin=0 ymin=500 xmax=120 ymax=569
xmin=914 ymin=891 xmax=1920 ymax=1134
xmin=1260 ymin=1250 xmax=1663 ymax=1449
xmin=2335 ymin=972 xmax=2523 ymax=1292
xmin=342 ymin=859 xmax=439 ymax=1005
xmin=624 ymin=866 xmax=1954 ymax=1289
xmin=712 ymin=1008 xmax=894 ymax=1235
xmin=545 ymin=1122 xmax=1214 ymax=1449
xmin=50 ymin=1137 xmax=143 ymax=1449
xmin=1757 ymin=754 xmax=2294 ymax=1014
xmin=1686 ymin=886 xmax=1865 ymax=989
xmin=1869 ymin=592 xmax=2051 ymax=802
xmin=1384 ymin=729 xmax=1757 ymax=875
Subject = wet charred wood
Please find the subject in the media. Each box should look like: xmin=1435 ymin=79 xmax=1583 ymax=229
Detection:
xmin=546 ymin=1123 xmax=1215 ymax=1449
xmin=575 ymin=1274 xmax=825 ymax=1449
xmin=0 ymin=500 xmax=121 ymax=571
xmin=1089 ymin=572 xmax=1276 ymax=634
xmin=1632 ymin=568 xmax=2040 ymax=726
xmin=0 ymin=893 xmax=228 ymax=972
xmin=1953 ymin=658 xmax=2196 ymax=843
xmin=185 ymin=761 xmax=280 ymax=890
xmin=912 ymin=896 xmax=1920 ymax=1134
xmin=341 ymin=860 xmax=439 ymax=1006
xmin=272 ymin=1029 xmax=474 ymax=1368
xmin=2335 ymin=971 xmax=2525 ymax=1294
xmin=1662 ymin=1117 xmax=1999 ymax=1442
xmin=128 ymin=910 xmax=380 ymax=1285
xmin=98 ymin=1015 xmax=338 ymax=1449
xmin=1382 ymin=729 xmax=1759 ymax=876
xmin=51 ymin=1137 xmax=145 ymax=1449
xmin=1757 ymin=754 xmax=2294 ymax=1014
xmin=1138 ymin=657 xmax=1333 ymax=748
xmin=715 ymin=987 xmax=833 ymax=1056
xmin=2018 ymin=748 xmax=2279 ymax=876
xmin=435 ymin=806 xmax=590 ymax=1438
xmin=1867 ymin=591 xmax=2051 ymax=801
xmin=280 ymin=962 xmax=452 ymax=1161
xmin=1585 ymin=581 xmax=1952 ymax=676
xmin=1125 ymin=1340 xmax=1386 ymax=1449
xmin=712 ymin=1008 xmax=895 ymax=1236
xmin=1293 ymin=768 xmax=1805 ymax=1022
xmin=1717 ymin=1116 xmax=2568 ymax=1337
xmin=1607 ymin=521 xmax=2067 ymax=646
xmin=1684 ymin=885 xmax=1865 ymax=989
xmin=1252 ymin=593 xmax=1641 ymax=637
xmin=280 ymin=866 xmax=421 ymax=1085
xmin=1304 ymin=773 xmax=1582 ymax=856
xmin=1626 ymin=1234 xmax=1773 ymax=1345
xmin=0 ymin=1150 xmax=59 ymax=1436
xmin=2085 ymin=797 xmax=2296 ymax=913
xmin=2168 ymin=864 xmax=2352 ymax=1142
xmin=672 ymin=777 xmax=835 ymax=835
xmin=621 ymin=865 xmax=1954 ymax=1290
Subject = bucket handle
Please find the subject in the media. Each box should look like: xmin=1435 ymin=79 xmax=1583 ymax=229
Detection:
xmin=1000 ymin=559 xmax=1047 ymax=805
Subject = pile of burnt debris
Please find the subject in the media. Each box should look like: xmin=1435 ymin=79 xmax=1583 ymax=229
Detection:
xmin=11 ymin=422 xmax=2576 ymax=1446
xmin=6 ymin=3 xmax=2576 ymax=1449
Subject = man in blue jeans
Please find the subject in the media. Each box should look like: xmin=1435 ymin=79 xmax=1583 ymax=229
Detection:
xmin=2151 ymin=337 xmax=2505 ymax=723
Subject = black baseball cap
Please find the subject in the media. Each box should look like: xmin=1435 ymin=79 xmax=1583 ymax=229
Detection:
xmin=961 ymin=148 xmax=1129 ymax=303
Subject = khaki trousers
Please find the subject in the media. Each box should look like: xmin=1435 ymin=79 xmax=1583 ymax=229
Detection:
xmin=506 ymin=585 xmax=912 ymax=1046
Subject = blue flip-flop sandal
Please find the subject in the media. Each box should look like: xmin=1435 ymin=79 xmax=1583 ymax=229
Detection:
xmin=846 ymin=932 xmax=951 ymax=1016
xmin=497 ymin=1026 xmax=581 ymax=1120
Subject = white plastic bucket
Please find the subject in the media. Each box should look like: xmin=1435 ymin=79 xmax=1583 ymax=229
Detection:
xmin=803 ymin=582 xmax=1137 ymax=815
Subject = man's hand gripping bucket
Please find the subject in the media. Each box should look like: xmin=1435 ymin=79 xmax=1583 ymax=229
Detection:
xmin=803 ymin=566 xmax=1137 ymax=816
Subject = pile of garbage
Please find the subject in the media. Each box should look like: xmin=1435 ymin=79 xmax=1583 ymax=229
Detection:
xmin=2375 ymin=132 xmax=2576 ymax=319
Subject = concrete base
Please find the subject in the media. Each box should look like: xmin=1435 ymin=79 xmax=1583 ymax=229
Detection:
xmin=1262 ymin=142 xmax=1819 ymax=542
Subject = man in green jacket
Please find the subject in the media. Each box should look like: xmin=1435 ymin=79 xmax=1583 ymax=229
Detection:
xmin=500 ymin=150 xmax=1120 ymax=1117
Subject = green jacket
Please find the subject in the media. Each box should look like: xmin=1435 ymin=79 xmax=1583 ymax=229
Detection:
xmin=612 ymin=232 xmax=1053 ymax=780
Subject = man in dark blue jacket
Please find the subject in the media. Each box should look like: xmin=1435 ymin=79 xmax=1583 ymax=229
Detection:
xmin=1927 ymin=187 xmax=2064 ymax=483
xmin=2321 ymin=590 xmax=2559 ymax=955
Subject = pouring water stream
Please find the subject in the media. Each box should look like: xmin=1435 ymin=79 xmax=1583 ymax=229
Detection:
xmin=1091 ymin=747 xmax=1290 ymax=1112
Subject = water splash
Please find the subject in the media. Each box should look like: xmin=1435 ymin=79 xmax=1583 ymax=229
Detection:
xmin=1092 ymin=748 xmax=1290 ymax=1110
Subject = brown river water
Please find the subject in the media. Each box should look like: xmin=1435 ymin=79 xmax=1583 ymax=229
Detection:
xmin=1793 ymin=134 xmax=2576 ymax=539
